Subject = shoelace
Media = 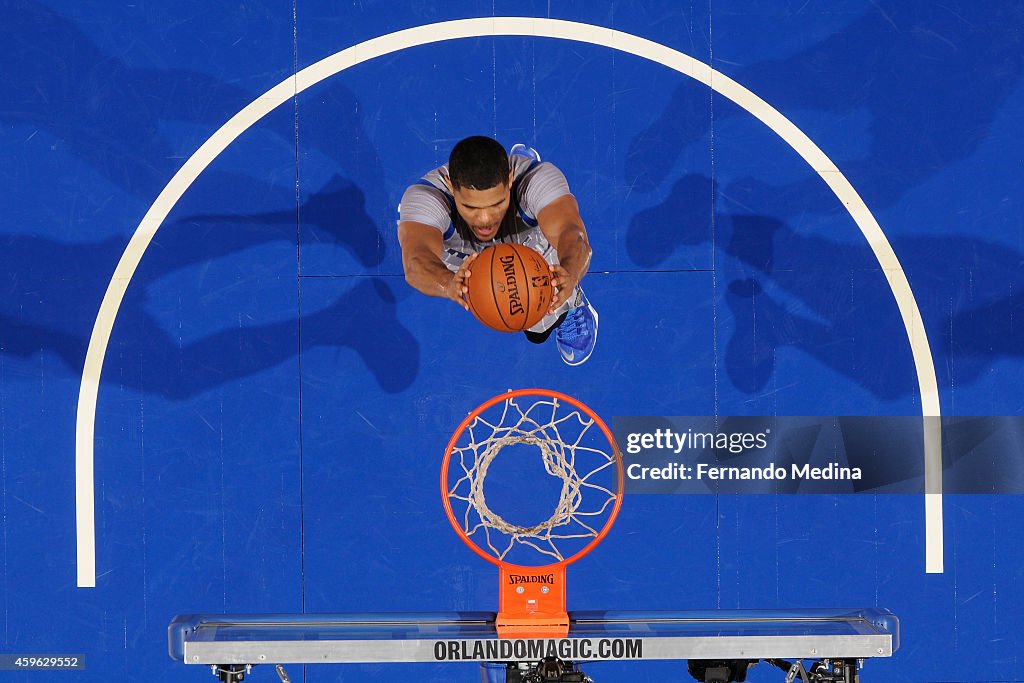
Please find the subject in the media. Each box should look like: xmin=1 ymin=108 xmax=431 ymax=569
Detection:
xmin=558 ymin=308 xmax=589 ymax=345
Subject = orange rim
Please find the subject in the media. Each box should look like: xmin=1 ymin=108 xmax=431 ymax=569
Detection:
xmin=441 ymin=388 xmax=624 ymax=570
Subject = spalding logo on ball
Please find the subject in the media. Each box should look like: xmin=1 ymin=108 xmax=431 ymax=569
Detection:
xmin=466 ymin=243 xmax=554 ymax=332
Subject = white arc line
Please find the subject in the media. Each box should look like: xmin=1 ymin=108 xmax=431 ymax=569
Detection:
xmin=75 ymin=17 xmax=942 ymax=587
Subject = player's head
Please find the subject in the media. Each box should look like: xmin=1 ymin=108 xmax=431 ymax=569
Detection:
xmin=448 ymin=136 xmax=513 ymax=242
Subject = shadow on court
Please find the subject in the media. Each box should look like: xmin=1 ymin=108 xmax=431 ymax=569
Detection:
xmin=625 ymin=173 xmax=1024 ymax=399
xmin=626 ymin=1 xmax=1024 ymax=209
xmin=0 ymin=172 xmax=416 ymax=396
xmin=0 ymin=0 xmax=408 ymax=395
xmin=0 ymin=0 xmax=392 ymax=210
xmin=174 ymin=174 xmax=386 ymax=268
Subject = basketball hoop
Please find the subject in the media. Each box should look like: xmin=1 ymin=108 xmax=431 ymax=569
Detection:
xmin=441 ymin=389 xmax=624 ymax=638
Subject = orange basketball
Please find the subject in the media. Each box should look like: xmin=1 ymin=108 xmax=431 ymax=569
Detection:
xmin=465 ymin=243 xmax=554 ymax=332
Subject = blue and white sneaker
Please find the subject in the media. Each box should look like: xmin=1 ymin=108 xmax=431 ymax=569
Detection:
xmin=555 ymin=290 xmax=599 ymax=366
xmin=510 ymin=143 xmax=541 ymax=163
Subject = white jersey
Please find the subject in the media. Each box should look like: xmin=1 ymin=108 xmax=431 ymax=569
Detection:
xmin=399 ymin=154 xmax=572 ymax=272
xmin=398 ymin=151 xmax=578 ymax=333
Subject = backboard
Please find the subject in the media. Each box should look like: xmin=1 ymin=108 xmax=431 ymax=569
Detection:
xmin=169 ymin=608 xmax=898 ymax=681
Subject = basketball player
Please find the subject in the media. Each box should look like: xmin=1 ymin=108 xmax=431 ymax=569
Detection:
xmin=398 ymin=136 xmax=598 ymax=365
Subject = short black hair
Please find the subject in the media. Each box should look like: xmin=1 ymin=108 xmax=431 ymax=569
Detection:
xmin=448 ymin=136 xmax=509 ymax=190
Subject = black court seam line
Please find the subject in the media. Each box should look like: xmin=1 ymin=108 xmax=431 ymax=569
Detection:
xmin=290 ymin=0 xmax=306 ymax=620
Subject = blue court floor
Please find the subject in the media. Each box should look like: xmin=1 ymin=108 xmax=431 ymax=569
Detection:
xmin=2 ymin=1 xmax=1024 ymax=681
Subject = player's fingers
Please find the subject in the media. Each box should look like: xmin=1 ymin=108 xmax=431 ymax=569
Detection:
xmin=549 ymin=288 xmax=569 ymax=312
xmin=456 ymin=253 xmax=476 ymax=276
xmin=548 ymin=264 xmax=565 ymax=287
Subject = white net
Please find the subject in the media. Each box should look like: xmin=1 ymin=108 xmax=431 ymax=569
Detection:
xmin=445 ymin=394 xmax=620 ymax=565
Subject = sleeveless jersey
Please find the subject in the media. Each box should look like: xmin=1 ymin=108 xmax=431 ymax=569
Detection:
xmin=398 ymin=154 xmax=571 ymax=272
xmin=398 ymin=151 xmax=577 ymax=333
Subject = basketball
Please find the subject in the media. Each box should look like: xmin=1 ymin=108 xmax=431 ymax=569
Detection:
xmin=465 ymin=243 xmax=554 ymax=332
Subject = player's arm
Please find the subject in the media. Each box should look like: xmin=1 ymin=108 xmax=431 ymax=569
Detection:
xmin=537 ymin=194 xmax=592 ymax=311
xmin=397 ymin=220 xmax=476 ymax=310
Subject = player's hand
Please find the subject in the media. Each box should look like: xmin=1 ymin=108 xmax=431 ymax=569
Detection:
xmin=445 ymin=253 xmax=477 ymax=311
xmin=548 ymin=263 xmax=579 ymax=312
